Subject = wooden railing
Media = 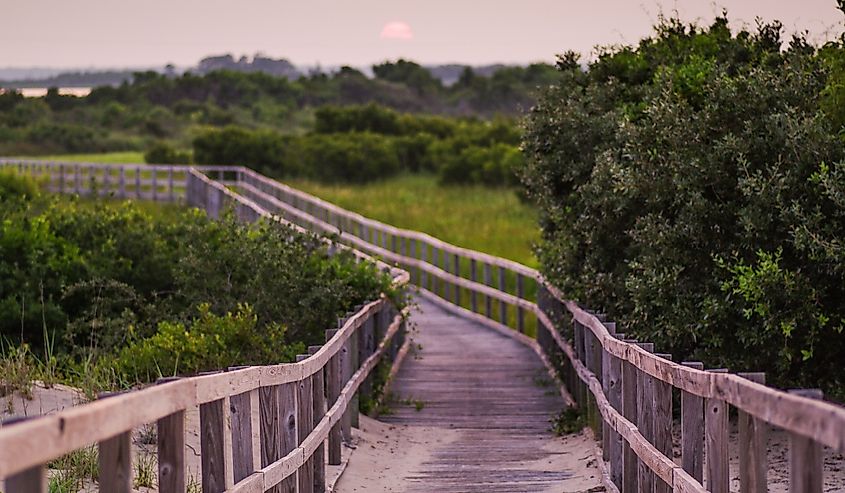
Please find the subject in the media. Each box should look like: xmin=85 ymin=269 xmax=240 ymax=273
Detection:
xmin=223 ymin=165 xmax=845 ymax=493
xmin=0 ymin=160 xmax=410 ymax=493
xmin=3 ymin=160 xmax=845 ymax=493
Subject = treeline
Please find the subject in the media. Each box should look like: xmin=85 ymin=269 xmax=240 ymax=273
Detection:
xmin=0 ymin=171 xmax=393 ymax=391
xmin=188 ymin=104 xmax=523 ymax=185
xmin=0 ymin=59 xmax=556 ymax=157
xmin=522 ymin=12 xmax=845 ymax=396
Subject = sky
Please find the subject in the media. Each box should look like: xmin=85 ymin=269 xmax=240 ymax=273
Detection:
xmin=1 ymin=0 xmax=842 ymax=69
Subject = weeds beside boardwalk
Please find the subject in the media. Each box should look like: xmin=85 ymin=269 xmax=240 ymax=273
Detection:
xmin=289 ymin=174 xmax=540 ymax=267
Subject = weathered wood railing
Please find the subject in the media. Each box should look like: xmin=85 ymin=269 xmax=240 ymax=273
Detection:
xmin=0 ymin=160 xmax=410 ymax=493
xmin=222 ymin=165 xmax=845 ymax=493
xmin=3 ymin=160 xmax=845 ymax=493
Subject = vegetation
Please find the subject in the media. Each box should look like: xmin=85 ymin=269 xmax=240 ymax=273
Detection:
xmin=0 ymin=171 xmax=395 ymax=394
xmin=522 ymin=11 xmax=845 ymax=396
xmin=289 ymin=174 xmax=539 ymax=266
xmin=192 ymin=104 xmax=523 ymax=185
xmin=0 ymin=60 xmax=556 ymax=162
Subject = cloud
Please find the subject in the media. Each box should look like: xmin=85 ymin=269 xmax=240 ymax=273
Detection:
xmin=380 ymin=21 xmax=413 ymax=40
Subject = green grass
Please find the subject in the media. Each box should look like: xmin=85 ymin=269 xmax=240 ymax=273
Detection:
xmin=288 ymin=174 xmax=539 ymax=267
xmin=16 ymin=151 xmax=145 ymax=164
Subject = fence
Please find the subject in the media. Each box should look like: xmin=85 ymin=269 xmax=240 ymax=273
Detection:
xmin=0 ymin=160 xmax=410 ymax=493
xmin=2 ymin=159 xmax=845 ymax=493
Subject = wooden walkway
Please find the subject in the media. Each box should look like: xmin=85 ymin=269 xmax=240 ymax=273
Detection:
xmin=380 ymin=297 xmax=577 ymax=492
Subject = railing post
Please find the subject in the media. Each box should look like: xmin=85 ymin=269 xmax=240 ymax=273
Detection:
xmin=168 ymin=167 xmax=175 ymax=202
xmin=470 ymin=259 xmax=478 ymax=313
xmin=97 ymin=391 xmax=132 ymax=493
xmin=74 ymin=164 xmax=81 ymax=194
xmin=498 ymin=267 xmax=507 ymax=325
xmin=296 ymin=354 xmax=315 ymax=493
xmin=325 ymin=327 xmax=342 ymax=465
xmin=605 ymin=325 xmax=623 ymax=490
xmin=516 ymin=274 xmax=525 ymax=333
xmin=200 ymin=393 xmax=228 ymax=493
xmin=680 ymin=362 xmax=705 ymax=483
xmin=440 ymin=250 xmax=454 ymax=302
xmin=705 ymin=368 xmax=729 ymax=493
xmin=621 ymin=339 xmax=639 ymax=493
xmin=119 ymin=166 xmax=126 ymax=199
xmin=421 ymin=243 xmax=429 ymax=290
xmin=226 ymin=374 xmax=254 ymax=485
xmin=484 ymin=263 xmax=492 ymax=318
xmin=409 ymin=239 xmax=417 ymax=284
xmin=454 ymin=254 xmax=461 ymax=306
xmin=788 ymin=389 xmax=824 ymax=493
xmin=135 ymin=166 xmax=141 ymax=199
xmin=156 ymin=378 xmax=186 ymax=493
xmin=738 ymin=372 xmax=767 ymax=493
xmin=635 ymin=342 xmax=655 ymax=492
xmin=308 ymin=345 xmax=327 ymax=493
xmin=653 ymin=353 xmax=673 ymax=493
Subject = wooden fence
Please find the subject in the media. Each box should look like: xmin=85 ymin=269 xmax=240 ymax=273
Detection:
xmin=2 ymin=160 xmax=845 ymax=493
xmin=0 ymin=160 xmax=411 ymax=493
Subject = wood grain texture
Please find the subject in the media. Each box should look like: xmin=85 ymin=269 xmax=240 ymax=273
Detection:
xmin=381 ymin=298 xmax=574 ymax=492
xmin=681 ymin=362 xmax=705 ymax=483
xmin=297 ymin=375 xmax=315 ymax=493
xmin=99 ymin=431 xmax=132 ymax=493
xmin=200 ymin=398 xmax=227 ymax=493
xmin=738 ymin=372 xmax=767 ymax=493
xmin=705 ymin=370 xmax=729 ymax=493
xmin=788 ymin=389 xmax=823 ymax=493
xmin=157 ymin=411 xmax=185 ymax=493
xmin=230 ymin=392 xmax=254 ymax=483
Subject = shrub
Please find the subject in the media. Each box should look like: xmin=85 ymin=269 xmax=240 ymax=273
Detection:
xmin=144 ymin=142 xmax=192 ymax=164
xmin=522 ymin=14 xmax=845 ymax=394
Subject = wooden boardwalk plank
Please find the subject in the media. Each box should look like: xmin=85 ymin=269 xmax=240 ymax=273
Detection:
xmin=381 ymin=298 xmax=574 ymax=492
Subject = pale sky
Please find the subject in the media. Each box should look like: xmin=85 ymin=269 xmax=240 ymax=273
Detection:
xmin=1 ymin=1 xmax=842 ymax=69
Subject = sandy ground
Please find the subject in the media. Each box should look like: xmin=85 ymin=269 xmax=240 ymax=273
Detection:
xmin=334 ymin=415 xmax=604 ymax=493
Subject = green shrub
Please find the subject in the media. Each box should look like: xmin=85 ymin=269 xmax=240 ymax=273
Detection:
xmin=522 ymin=14 xmax=845 ymax=394
xmin=144 ymin=142 xmax=192 ymax=164
xmin=114 ymin=304 xmax=302 ymax=382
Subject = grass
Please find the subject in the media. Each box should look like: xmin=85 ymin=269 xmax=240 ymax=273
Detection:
xmin=15 ymin=151 xmax=146 ymax=164
xmin=288 ymin=174 xmax=540 ymax=267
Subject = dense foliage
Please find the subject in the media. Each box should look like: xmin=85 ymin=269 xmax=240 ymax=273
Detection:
xmin=193 ymin=104 xmax=523 ymax=185
xmin=0 ymin=60 xmax=556 ymax=158
xmin=522 ymin=13 xmax=845 ymax=396
xmin=0 ymin=171 xmax=393 ymax=388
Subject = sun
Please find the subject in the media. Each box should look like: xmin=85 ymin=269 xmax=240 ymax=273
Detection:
xmin=380 ymin=21 xmax=413 ymax=41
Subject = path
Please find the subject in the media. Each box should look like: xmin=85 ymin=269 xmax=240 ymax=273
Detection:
xmin=336 ymin=297 xmax=603 ymax=493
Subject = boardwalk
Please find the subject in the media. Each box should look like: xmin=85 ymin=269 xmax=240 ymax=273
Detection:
xmin=371 ymin=297 xmax=594 ymax=492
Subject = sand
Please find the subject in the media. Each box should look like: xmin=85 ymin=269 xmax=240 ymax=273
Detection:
xmin=334 ymin=415 xmax=604 ymax=493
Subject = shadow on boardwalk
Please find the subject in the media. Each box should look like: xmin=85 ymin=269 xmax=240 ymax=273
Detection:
xmin=335 ymin=297 xmax=604 ymax=493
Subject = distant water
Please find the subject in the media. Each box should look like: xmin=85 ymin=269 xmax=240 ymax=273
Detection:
xmin=6 ymin=87 xmax=93 ymax=98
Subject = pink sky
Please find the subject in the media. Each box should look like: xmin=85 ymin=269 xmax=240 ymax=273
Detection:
xmin=1 ymin=0 xmax=842 ymax=68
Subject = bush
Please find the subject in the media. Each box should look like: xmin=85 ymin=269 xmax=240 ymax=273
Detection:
xmin=113 ymin=304 xmax=302 ymax=382
xmin=0 ymin=178 xmax=395 ymax=385
xmin=144 ymin=142 xmax=192 ymax=164
xmin=521 ymin=14 xmax=845 ymax=394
